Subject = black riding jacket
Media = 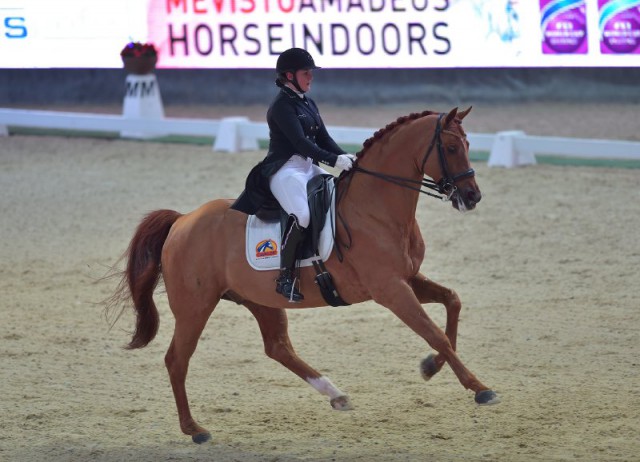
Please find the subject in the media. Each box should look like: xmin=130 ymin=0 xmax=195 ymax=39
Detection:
xmin=232 ymin=86 xmax=345 ymax=215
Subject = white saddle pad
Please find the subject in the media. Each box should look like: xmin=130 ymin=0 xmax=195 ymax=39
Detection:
xmin=245 ymin=183 xmax=336 ymax=271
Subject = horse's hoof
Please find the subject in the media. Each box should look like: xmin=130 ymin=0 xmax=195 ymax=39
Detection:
xmin=330 ymin=395 xmax=354 ymax=411
xmin=475 ymin=390 xmax=501 ymax=405
xmin=420 ymin=354 xmax=440 ymax=381
xmin=192 ymin=432 xmax=212 ymax=444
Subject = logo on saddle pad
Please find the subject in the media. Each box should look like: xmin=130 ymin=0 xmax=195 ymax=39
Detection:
xmin=256 ymin=238 xmax=278 ymax=258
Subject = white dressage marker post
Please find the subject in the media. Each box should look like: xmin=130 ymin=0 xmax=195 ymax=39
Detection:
xmin=488 ymin=130 xmax=537 ymax=168
xmin=121 ymin=74 xmax=166 ymax=139
xmin=213 ymin=117 xmax=259 ymax=152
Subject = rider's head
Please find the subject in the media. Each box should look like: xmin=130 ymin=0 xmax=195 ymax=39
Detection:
xmin=275 ymin=48 xmax=320 ymax=94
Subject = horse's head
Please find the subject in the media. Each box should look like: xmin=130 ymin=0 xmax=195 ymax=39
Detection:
xmin=349 ymin=107 xmax=481 ymax=214
xmin=422 ymin=107 xmax=482 ymax=212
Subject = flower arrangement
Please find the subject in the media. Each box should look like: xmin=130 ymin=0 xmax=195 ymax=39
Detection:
xmin=120 ymin=41 xmax=158 ymax=75
xmin=120 ymin=41 xmax=157 ymax=58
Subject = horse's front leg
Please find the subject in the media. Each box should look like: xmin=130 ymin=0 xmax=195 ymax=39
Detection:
xmin=243 ymin=300 xmax=353 ymax=411
xmin=410 ymin=273 xmax=461 ymax=380
xmin=375 ymin=279 xmax=499 ymax=405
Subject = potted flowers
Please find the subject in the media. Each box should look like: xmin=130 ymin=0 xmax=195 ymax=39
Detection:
xmin=120 ymin=41 xmax=158 ymax=75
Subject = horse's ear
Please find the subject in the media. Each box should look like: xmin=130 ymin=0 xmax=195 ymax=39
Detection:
xmin=458 ymin=106 xmax=472 ymax=121
xmin=444 ymin=107 xmax=458 ymax=126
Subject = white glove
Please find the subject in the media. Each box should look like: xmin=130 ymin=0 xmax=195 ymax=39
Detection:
xmin=335 ymin=154 xmax=356 ymax=171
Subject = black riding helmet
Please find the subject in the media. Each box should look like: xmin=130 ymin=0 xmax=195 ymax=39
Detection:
xmin=276 ymin=48 xmax=320 ymax=73
xmin=275 ymin=48 xmax=320 ymax=93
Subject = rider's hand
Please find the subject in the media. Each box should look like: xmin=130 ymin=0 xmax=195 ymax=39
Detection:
xmin=335 ymin=154 xmax=356 ymax=172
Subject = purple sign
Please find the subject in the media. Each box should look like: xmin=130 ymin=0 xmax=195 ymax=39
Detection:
xmin=599 ymin=0 xmax=640 ymax=54
xmin=540 ymin=0 xmax=589 ymax=54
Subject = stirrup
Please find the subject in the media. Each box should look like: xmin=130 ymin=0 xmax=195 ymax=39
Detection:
xmin=276 ymin=271 xmax=304 ymax=303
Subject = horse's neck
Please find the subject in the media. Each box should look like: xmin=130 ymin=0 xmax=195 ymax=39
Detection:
xmin=340 ymin=116 xmax=437 ymax=231
xmin=344 ymin=152 xmax=423 ymax=227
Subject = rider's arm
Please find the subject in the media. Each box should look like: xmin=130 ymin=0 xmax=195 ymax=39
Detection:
xmin=270 ymin=101 xmax=341 ymax=167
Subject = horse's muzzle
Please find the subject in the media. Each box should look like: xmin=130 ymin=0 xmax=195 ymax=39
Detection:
xmin=452 ymin=188 xmax=482 ymax=211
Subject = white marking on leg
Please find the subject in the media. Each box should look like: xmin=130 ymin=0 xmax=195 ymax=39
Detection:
xmin=307 ymin=376 xmax=345 ymax=399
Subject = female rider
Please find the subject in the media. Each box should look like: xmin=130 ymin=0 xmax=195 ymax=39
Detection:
xmin=232 ymin=48 xmax=356 ymax=302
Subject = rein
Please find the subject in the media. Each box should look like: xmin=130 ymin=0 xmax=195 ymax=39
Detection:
xmin=351 ymin=113 xmax=475 ymax=202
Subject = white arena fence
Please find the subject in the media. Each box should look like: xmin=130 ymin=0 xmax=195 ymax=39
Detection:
xmin=1 ymin=108 xmax=639 ymax=168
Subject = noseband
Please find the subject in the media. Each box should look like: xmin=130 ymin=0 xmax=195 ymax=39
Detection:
xmin=350 ymin=113 xmax=475 ymax=201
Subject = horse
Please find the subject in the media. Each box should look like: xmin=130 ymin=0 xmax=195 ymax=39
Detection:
xmin=107 ymin=106 xmax=500 ymax=444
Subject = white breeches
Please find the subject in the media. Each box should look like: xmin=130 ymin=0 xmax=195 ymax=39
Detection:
xmin=269 ymin=155 xmax=329 ymax=228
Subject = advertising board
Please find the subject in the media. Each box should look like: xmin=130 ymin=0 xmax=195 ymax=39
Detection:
xmin=2 ymin=0 xmax=639 ymax=68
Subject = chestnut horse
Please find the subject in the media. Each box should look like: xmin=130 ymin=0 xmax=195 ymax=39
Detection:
xmin=108 ymin=107 xmax=500 ymax=444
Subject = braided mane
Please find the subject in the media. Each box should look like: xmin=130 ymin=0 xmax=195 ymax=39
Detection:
xmin=356 ymin=110 xmax=438 ymax=159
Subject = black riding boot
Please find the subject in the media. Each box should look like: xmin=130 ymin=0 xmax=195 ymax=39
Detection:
xmin=276 ymin=214 xmax=306 ymax=302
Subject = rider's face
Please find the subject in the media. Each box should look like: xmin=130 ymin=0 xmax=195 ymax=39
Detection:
xmin=291 ymin=69 xmax=313 ymax=92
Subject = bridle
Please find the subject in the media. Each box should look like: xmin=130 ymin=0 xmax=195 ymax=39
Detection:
xmin=348 ymin=113 xmax=475 ymax=202
xmin=332 ymin=113 xmax=476 ymax=261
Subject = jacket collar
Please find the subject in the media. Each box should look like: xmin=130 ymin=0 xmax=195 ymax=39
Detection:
xmin=281 ymin=85 xmax=305 ymax=99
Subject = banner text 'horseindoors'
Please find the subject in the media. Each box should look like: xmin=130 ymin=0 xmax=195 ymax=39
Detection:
xmin=148 ymin=0 xmax=452 ymax=67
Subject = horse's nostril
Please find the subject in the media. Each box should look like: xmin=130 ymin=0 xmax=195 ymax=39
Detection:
xmin=467 ymin=190 xmax=481 ymax=204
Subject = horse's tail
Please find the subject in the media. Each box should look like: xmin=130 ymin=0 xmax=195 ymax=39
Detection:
xmin=108 ymin=209 xmax=182 ymax=350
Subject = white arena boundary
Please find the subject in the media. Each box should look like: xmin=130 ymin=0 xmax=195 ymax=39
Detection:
xmin=1 ymin=108 xmax=639 ymax=168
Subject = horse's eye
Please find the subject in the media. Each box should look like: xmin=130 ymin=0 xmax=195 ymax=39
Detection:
xmin=447 ymin=144 xmax=457 ymax=154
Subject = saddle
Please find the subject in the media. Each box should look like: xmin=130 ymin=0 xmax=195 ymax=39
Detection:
xmin=250 ymin=174 xmax=348 ymax=307
xmin=256 ymin=174 xmax=332 ymax=258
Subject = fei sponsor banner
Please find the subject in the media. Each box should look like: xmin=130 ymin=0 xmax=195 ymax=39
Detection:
xmin=1 ymin=0 xmax=639 ymax=68
xmin=540 ymin=0 xmax=589 ymax=54
xmin=598 ymin=0 xmax=640 ymax=54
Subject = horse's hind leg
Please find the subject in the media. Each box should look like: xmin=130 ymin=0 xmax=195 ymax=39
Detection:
xmin=410 ymin=273 xmax=461 ymax=380
xmin=164 ymin=297 xmax=217 ymax=444
xmin=243 ymin=300 xmax=353 ymax=411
